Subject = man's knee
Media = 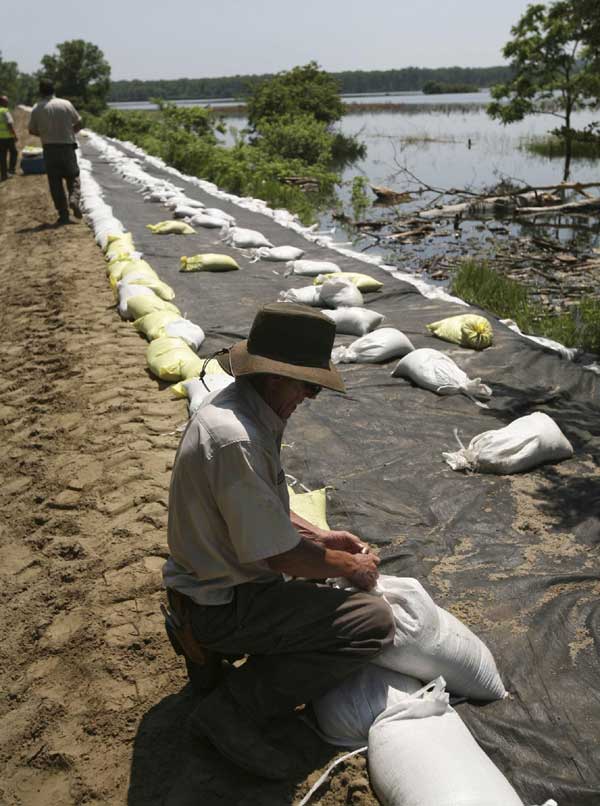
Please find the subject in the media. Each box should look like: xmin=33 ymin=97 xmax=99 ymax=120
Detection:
xmin=345 ymin=591 xmax=395 ymax=654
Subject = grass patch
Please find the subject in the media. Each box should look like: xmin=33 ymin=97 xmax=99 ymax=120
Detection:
xmin=452 ymin=259 xmax=600 ymax=354
xmin=522 ymin=135 xmax=600 ymax=160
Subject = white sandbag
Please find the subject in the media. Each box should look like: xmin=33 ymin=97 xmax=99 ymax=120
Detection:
xmin=500 ymin=319 xmax=577 ymax=360
xmin=164 ymin=319 xmax=205 ymax=352
xmin=203 ymin=207 xmax=235 ymax=223
xmin=366 ymin=575 xmax=506 ymax=700
xmin=173 ymin=205 xmax=199 ymax=219
xmin=443 ymin=411 xmax=573 ymax=474
xmin=189 ymin=213 xmax=230 ymax=229
xmin=285 ymin=259 xmax=341 ymax=277
xmin=332 ymin=327 xmax=413 ymax=363
xmin=312 ymin=664 xmax=427 ymax=747
xmin=117 ymin=283 xmax=157 ymax=320
xmin=254 ymin=245 xmax=305 ymax=262
xmin=318 ymin=278 xmax=364 ymax=309
xmin=177 ymin=375 xmax=235 ymax=415
xmin=392 ymin=348 xmax=492 ymax=403
xmin=321 ymin=307 xmax=385 ymax=336
xmin=369 ymin=698 xmax=524 ymax=806
xmin=278 ymin=286 xmax=322 ymax=306
xmin=223 ymin=226 xmax=273 ymax=249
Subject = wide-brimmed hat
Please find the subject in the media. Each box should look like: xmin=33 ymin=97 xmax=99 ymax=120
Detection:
xmin=216 ymin=303 xmax=345 ymax=393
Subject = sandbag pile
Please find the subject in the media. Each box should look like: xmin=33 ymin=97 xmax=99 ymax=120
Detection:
xmin=311 ymin=576 xmax=548 ymax=806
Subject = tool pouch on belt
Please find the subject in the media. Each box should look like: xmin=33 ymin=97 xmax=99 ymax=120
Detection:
xmin=162 ymin=589 xmax=211 ymax=666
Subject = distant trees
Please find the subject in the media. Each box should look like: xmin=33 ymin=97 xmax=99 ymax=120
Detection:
xmin=107 ymin=65 xmax=513 ymax=104
xmin=0 ymin=52 xmax=36 ymax=105
xmin=488 ymin=1 xmax=600 ymax=179
xmin=422 ymin=81 xmax=479 ymax=95
xmin=40 ymin=40 xmax=111 ymax=113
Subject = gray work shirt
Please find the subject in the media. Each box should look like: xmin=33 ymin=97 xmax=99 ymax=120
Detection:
xmin=29 ymin=97 xmax=81 ymax=145
xmin=163 ymin=378 xmax=300 ymax=605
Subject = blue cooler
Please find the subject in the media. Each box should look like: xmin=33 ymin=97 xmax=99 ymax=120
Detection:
xmin=21 ymin=148 xmax=46 ymax=175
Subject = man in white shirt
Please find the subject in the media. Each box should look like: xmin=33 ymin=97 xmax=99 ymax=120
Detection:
xmin=29 ymin=79 xmax=83 ymax=226
xmin=164 ymin=303 xmax=394 ymax=779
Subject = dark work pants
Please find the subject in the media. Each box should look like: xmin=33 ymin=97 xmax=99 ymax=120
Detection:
xmin=42 ymin=144 xmax=80 ymax=217
xmin=187 ymin=579 xmax=395 ymax=723
xmin=0 ymin=138 xmax=17 ymax=180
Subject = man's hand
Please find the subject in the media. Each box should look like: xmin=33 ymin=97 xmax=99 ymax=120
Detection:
xmin=318 ymin=530 xmax=369 ymax=555
xmin=346 ymin=552 xmax=381 ymax=591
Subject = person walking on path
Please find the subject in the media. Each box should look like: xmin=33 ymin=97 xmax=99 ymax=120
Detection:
xmin=28 ymin=79 xmax=83 ymax=225
xmin=163 ymin=303 xmax=394 ymax=780
xmin=0 ymin=95 xmax=18 ymax=182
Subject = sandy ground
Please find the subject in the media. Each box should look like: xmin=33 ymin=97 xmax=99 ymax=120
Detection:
xmin=0 ymin=114 xmax=375 ymax=806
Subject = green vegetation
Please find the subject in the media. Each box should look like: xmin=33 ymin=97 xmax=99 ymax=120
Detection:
xmin=488 ymin=0 xmax=600 ymax=180
xmin=247 ymin=62 xmax=344 ymax=128
xmin=523 ymin=123 xmax=600 ymax=159
xmin=422 ymin=81 xmax=479 ymax=95
xmin=108 ymin=65 xmax=513 ymax=103
xmin=91 ymin=63 xmax=367 ymax=224
xmin=0 ymin=51 xmax=36 ymax=105
xmin=452 ymin=259 xmax=600 ymax=353
xmin=90 ymin=105 xmax=337 ymax=225
xmin=40 ymin=40 xmax=111 ymax=114
xmin=350 ymin=176 xmax=370 ymax=218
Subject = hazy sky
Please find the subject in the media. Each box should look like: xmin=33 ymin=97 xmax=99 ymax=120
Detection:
xmin=6 ymin=0 xmax=538 ymax=81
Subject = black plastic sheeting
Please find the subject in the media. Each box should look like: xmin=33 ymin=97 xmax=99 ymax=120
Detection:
xmin=82 ymin=137 xmax=600 ymax=806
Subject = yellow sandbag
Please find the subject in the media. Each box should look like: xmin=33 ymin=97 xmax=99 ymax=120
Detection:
xmin=105 ymin=232 xmax=134 ymax=260
xmin=146 ymin=336 xmax=203 ymax=381
xmin=108 ymin=260 xmax=158 ymax=291
xmin=314 ymin=272 xmax=384 ymax=292
xmin=146 ymin=221 xmax=195 ymax=235
xmin=427 ymin=314 xmax=493 ymax=350
xmin=170 ymin=359 xmax=228 ymax=397
xmin=134 ymin=310 xmax=182 ymax=341
xmin=106 ymin=254 xmax=138 ymax=278
xmin=115 ymin=275 xmax=175 ymax=301
xmin=288 ymin=487 xmax=330 ymax=531
xmin=127 ymin=295 xmax=181 ymax=321
xmin=180 ymin=253 xmax=240 ymax=272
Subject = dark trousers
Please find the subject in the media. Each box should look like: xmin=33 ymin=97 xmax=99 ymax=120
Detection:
xmin=187 ymin=579 xmax=395 ymax=722
xmin=0 ymin=137 xmax=17 ymax=180
xmin=42 ymin=143 xmax=80 ymax=217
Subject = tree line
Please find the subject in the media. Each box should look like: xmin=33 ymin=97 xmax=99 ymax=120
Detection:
xmin=108 ymin=66 xmax=513 ymax=103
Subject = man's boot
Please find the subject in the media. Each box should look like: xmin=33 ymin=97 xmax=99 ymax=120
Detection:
xmin=189 ymin=687 xmax=290 ymax=780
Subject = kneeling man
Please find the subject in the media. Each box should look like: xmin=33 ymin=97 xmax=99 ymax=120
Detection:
xmin=163 ymin=303 xmax=394 ymax=779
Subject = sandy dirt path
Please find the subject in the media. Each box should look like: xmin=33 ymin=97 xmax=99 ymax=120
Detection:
xmin=0 ymin=114 xmax=373 ymax=806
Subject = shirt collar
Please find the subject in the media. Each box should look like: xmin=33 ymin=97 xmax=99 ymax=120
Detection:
xmin=235 ymin=377 xmax=286 ymax=440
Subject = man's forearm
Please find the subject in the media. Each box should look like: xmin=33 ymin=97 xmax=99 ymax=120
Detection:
xmin=267 ymin=537 xmax=356 ymax=579
xmin=289 ymin=509 xmax=324 ymax=539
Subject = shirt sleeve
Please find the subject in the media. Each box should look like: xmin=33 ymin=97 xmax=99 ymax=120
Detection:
xmin=6 ymin=112 xmax=14 ymax=126
xmin=68 ymin=102 xmax=82 ymax=126
xmin=28 ymin=107 xmax=39 ymax=135
xmin=208 ymin=440 xmax=300 ymax=565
